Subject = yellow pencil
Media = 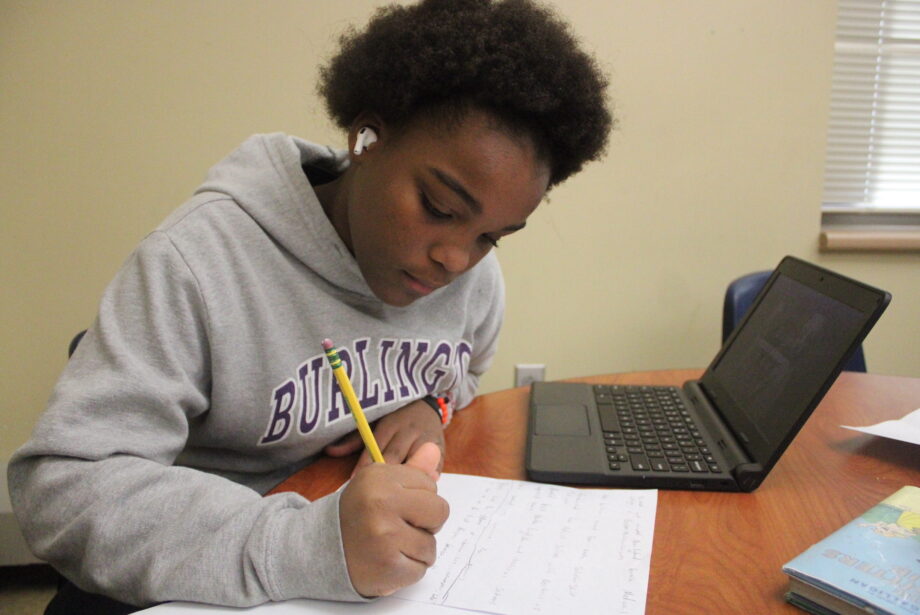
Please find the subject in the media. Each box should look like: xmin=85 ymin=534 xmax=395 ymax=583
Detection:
xmin=322 ymin=338 xmax=385 ymax=464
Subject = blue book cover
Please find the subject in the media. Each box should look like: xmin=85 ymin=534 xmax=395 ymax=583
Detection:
xmin=783 ymin=486 xmax=920 ymax=615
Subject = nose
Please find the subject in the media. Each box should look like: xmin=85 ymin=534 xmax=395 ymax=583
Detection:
xmin=429 ymin=241 xmax=472 ymax=274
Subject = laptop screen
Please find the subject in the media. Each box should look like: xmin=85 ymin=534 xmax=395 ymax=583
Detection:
xmin=701 ymin=257 xmax=890 ymax=469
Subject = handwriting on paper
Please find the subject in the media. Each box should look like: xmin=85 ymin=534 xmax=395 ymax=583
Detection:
xmin=393 ymin=474 xmax=657 ymax=615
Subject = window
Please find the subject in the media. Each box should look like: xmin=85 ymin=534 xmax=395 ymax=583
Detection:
xmin=820 ymin=0 xmax=920 ymax=251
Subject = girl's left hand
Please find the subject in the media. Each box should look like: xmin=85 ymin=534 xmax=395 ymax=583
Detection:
xmin=324 ymin=399 xmax=446 ymax=477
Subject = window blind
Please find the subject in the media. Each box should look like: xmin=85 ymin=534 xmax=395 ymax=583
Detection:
xmin=823 ymin=0 xmax=920 ymax=211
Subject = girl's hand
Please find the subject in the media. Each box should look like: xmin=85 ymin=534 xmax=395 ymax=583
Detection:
xmin=324 ymin=399 xmax=445 ymax=477
xmin=339 ymin=442 xmax=448 ymax=597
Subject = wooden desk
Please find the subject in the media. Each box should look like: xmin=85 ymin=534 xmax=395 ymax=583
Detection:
xmin=273 ymin=370 xmax=920 ymax=614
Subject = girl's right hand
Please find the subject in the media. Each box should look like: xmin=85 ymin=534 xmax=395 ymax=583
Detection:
xmin=338 ymin=442 xmax=449 ymax=597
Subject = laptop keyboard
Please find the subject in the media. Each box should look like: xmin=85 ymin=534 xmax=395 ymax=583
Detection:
xmin=594 ymin=385 xmax=722 ymax=474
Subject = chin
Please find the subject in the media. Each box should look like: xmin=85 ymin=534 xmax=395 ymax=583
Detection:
xmin=373 ymin=287 xmax=418 ymax=308
xmin=365 ymin=271 xmax=426 ymax=307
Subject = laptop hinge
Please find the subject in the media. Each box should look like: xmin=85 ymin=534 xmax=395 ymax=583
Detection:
xmin=683 ymin=381 xmax=756 ymax=473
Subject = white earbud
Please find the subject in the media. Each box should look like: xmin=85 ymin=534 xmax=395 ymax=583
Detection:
xmin=353 ymin=127 xmax=378 ymax=155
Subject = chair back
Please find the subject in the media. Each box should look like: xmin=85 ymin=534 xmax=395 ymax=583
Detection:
xmin=68 ymin=330 xmax=87 ymax=358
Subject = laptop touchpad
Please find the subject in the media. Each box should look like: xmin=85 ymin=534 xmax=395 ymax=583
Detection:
xmin=534 ymin=404 xmax=591 ymax=436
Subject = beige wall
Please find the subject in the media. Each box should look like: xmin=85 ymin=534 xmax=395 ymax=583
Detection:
xmin=2 ymin=0 xmax=918 ymax=461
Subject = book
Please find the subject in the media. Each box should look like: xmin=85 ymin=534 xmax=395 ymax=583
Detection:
xmin=782 ymin=486 xmax=920 ymax=615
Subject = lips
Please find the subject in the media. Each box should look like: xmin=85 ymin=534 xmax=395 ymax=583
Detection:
xmin=403 ymin=271 xmax=445 ymax=296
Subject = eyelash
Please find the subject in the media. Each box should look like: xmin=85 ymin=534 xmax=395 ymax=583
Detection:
xmin=420 ymin=192 xmax=452 ymax=220
xmin=420 ymin=192 xmax=501 ymax=249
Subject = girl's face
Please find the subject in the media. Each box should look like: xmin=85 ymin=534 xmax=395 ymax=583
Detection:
xmin=334 ymin=109 xmax=550 ymax=307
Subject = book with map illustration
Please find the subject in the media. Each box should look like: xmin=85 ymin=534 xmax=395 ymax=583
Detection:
xmin=783 ymin=486 xmax=920 ymax=615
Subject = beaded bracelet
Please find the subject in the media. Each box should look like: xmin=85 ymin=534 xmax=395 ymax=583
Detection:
xmin=421 ymin=395 xmax=450 ymax=425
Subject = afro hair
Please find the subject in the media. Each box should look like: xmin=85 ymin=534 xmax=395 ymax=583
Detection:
xmin=318 ymin=0 xmax=613 ymax=187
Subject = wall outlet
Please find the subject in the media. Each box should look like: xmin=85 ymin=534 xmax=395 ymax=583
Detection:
xmin=514 ymin=363 xmax=545 ymax=387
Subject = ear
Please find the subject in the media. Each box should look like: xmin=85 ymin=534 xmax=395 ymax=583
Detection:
xmin=347 ymin=112 xmax=385 ymax=160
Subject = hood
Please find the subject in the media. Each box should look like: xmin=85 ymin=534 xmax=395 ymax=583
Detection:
xmin=194 ymin=133 xmax=375 ymax=299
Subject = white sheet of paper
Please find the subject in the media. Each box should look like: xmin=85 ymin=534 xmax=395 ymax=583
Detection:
xmin=140 ymin=473 xmax=658 ymax=615
xmin=842 ymin=407 xmax=920 ymax=446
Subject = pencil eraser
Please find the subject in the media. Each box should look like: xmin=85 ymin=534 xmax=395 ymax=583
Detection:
xmin=321 ymin=338 xmax=334 ymax=350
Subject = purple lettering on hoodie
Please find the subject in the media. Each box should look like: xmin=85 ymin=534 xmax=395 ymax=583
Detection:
xmin=260 ymin=379 xmax=295 ymax=444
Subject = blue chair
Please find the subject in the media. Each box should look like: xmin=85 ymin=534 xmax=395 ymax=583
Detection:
xmin=722 ymin=271 xmax=867 ymax=372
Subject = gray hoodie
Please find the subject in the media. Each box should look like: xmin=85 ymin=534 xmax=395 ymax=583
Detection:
xmin=8 ymin=133 xmax=503 ymax=607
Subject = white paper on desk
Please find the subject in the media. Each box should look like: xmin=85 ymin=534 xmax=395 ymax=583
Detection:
xmin=842 ymin=407 xmax=920 ymax=446
xmin=139 ymin=473 xmax=657 ymax=615
xmin=397 ymin=474 xmax=657 ymax=615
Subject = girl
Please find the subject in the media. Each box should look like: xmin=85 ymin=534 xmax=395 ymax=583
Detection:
xmin=9 ymin=0 xmax=612 ymax=612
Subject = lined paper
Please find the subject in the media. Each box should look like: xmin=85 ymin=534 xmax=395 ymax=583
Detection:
xmin=394 ymin=474 xmax=656 ymax=615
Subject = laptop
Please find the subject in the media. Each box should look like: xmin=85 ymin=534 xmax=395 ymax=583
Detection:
xmin=525 ymin=256 xmax=890 ymax=492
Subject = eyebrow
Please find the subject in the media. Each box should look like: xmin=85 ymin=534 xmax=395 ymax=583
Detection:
xmin=428 ymin=166 xmax=528 ymax=233
xmin=430 ymin=167 xmax=482 ymax=214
